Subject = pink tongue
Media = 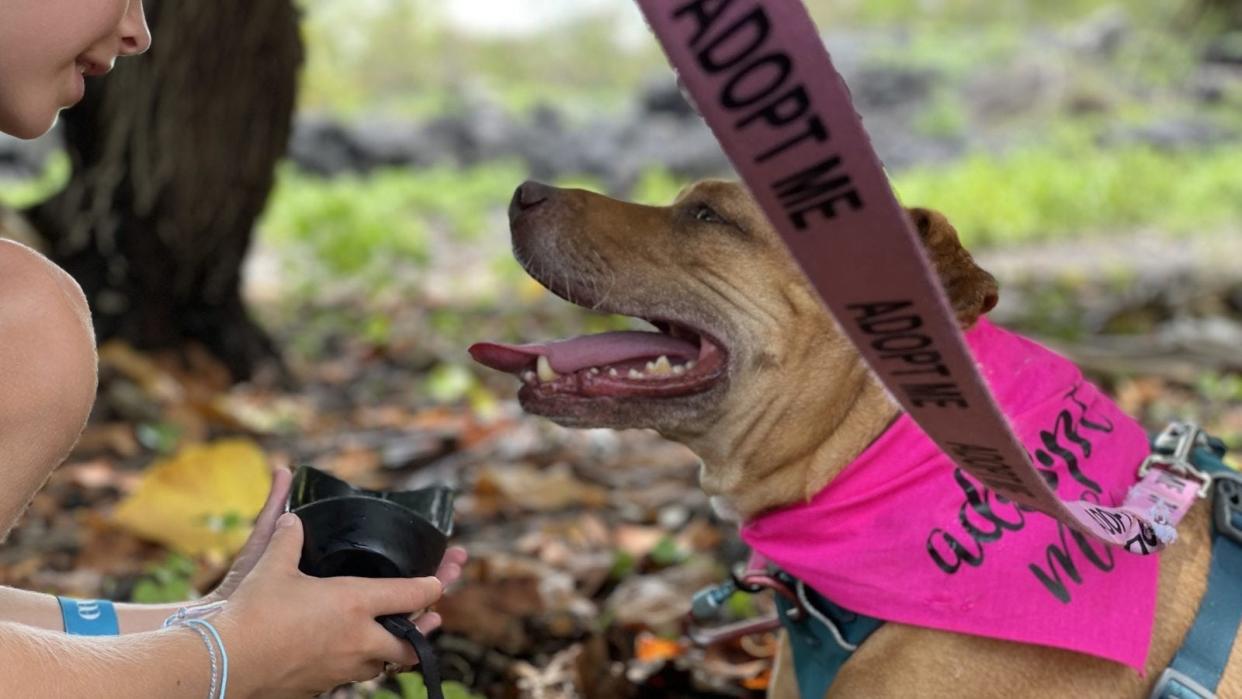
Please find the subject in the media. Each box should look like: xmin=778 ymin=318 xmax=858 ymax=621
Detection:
xmin=469 ymin=331 xmax=698 ymax=374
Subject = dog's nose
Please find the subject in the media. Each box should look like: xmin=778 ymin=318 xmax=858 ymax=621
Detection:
xmin=509 ymin=180 xmax=552 ymax=222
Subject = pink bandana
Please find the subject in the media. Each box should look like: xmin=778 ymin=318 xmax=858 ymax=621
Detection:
xmin=741 ymin=318 xmax=1158 ymax=670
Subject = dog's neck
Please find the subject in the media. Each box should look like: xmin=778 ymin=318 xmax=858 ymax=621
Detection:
xmin=686 ymin=359 xmax=899 ymax=522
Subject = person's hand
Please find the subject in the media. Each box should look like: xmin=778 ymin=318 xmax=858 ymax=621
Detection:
xmin=204 ymin=465 xmax=469 ymax=620
xmin=205 ymin=466 xmax=294 ymax=603
xmin=414 ymin=545 xmax=467 ymax=634
xmin=217 ymin=513 xmax=447 ymax=698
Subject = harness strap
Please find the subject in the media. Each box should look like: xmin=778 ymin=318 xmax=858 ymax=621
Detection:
xmin=774 ymin=574 xmax=883 ymax=697
xmin=1152 ymin=468 xmax=1242 ymax=699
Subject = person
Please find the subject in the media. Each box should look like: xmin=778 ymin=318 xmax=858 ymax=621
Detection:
xmin=0 ymin=1 xmax=468 ymax=696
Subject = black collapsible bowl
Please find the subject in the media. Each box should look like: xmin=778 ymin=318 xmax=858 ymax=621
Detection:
xmin=289 ymin=465 xmax=454 ymax=580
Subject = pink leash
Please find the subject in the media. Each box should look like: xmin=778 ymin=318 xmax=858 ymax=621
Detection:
xmin=635 ymin=0 xmax=1203 ymax=553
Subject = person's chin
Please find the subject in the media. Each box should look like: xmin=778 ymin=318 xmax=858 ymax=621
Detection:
xmin=0 ymin=100 xmax=62 ymax=140
xmin=2 ymin=116 xmax=54 ymax=140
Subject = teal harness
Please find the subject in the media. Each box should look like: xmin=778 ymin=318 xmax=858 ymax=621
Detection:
xmin=767 ymin=432 xmax=1241 ymax=698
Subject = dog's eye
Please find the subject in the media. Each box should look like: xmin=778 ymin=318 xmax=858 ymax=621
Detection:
xmin=694 ymin=205 xmax=726 ymax=224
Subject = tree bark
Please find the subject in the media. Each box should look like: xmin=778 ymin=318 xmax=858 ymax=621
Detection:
xmin=26 ymin=0 xmax=303 ymax=381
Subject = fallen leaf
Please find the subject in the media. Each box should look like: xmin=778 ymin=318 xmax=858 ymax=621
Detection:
xmin=112 ymin=439 xmax=272 ymax=557
xmin=634 ymin=632 xmax=684 ymax=662
xmin=473 ymin=463 xmax=608 ymax=514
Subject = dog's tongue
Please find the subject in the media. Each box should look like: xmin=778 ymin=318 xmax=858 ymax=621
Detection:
xmin=470 ymin=332 xmax=698 ymax=374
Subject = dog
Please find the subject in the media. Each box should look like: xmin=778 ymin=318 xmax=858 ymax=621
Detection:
xmin=470 ymin=179 xmax=1241 ymax=697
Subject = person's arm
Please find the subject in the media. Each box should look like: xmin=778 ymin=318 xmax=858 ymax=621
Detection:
xmin=0 ymin=620 xmax=229 ymax=698
xmin=0 ymin=586 xmax=214 ymax=634
xmin=3 ymin=514 xmax=452 ymax=698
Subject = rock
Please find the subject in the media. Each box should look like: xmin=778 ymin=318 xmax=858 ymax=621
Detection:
xmin=287 ymin=115 xmax=367 ymax=176
xmin=1204 ymin=32 xmax=1242 ymax=66
xmin=1068 ymin=7 xmax=1131 ymax=58
xmin=848 ymin=63 xmax=939 ymax=111
xmin=639 ymin=76 xmax=696 ymax=118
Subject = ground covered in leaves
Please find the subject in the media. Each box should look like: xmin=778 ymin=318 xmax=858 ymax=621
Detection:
xmin=2 ymin=230 xmax=1241 ymax=699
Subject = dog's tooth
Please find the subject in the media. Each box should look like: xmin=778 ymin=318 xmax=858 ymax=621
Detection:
xmin=522 ymin=371 xmax=537 ymax=385
xmin=589 ymin=367 xmax=600 ymax=375
xmin=608 ymin=368 xmax=619 ymax=378
xmin=649 ymin=355 xmax=672 ymax=376
xmin=628 ymin=368 xmax=644 ymax=380
xmin=671 ymin=365 xmax=686 ymax=376
xmin=686 ymin=360 xmax=697 ymax=370
xmin=537 ymin=356 xmax=559 ymax=382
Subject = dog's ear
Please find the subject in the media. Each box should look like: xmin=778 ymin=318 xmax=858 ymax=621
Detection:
xmin=907 ymin=208 xmax=999 ymax=327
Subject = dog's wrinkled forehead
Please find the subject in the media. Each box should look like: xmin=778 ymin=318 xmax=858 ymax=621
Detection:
xmin=672 ymin=179 xmax=781 ymax=240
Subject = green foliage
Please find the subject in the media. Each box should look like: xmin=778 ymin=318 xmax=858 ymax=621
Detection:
xmin=892 ymin=142 xmax=1242 ymax=247
xmin=649 ymin=536 xmax=687 ymax=567
xmin=136 ymin=421 xmax=184 ymax=455
xmin=130 ymin=553 xmax=198 ymax=604
xmin=369 ymin=673 xmax=482 ymax=699
xmin=631 ymin=168 xmax=686 ymax=206
xmin=913 ymin=89 xmax=970 ymax=139
xmin=259 ymin=161 xmax=523 ymax=288
xmin=0 ymin=153 xmax=69 ymax=208
xmin=425 ymin=363 xmax=477 ymax=404
xmin=610 ymin=549 xmax=637 ymax=580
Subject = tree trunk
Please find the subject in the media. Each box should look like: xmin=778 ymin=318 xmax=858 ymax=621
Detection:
xmin=26 ymin=0 xmax=303 ymax=381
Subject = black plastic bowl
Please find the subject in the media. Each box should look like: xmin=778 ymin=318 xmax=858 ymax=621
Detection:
xmin=289 ymin=466 xmax=454 ymax=580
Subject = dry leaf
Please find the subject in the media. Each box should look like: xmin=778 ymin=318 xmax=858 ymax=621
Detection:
xmin=112 ymin=439 xmax=272 ymax=557
xmin=634 ymin=632 xmax=684 ymax=662
xmin=473 ymin=463 xmax=608 ymax=514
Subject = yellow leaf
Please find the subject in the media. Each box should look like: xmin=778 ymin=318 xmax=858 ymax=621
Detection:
xmin=112 ymin=439 xmax=271 ymax=557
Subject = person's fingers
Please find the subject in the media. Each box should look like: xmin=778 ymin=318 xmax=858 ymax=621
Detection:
xmin=346 ymin=576 xmax=442 ymax=616
xmin=256 ymin=512 xmax=305 ymax=573
xmin=251 ymin=467 xmax=293 ymax=542
xmin=435 ymin=547 xmax=467 ymax=588
xmin=228 ymin=467 xmax=293 ymax=570
xmin=413 ymin=611 xmax=442 ymax=635
xmin=370 ymin=625 xmax=421 ymax=667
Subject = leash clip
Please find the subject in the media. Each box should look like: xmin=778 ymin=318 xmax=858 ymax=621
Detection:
xmin=686 ymin=565 xmax=805 ymax=647
xmin=1139 ymin=422 xmax=1213 ymax=498
xmin=1213 ymin=472 xmax=1242 ymax=546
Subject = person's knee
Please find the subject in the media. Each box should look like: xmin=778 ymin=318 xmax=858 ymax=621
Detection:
xmin=0 ymin=240 xmax=97 ymax=528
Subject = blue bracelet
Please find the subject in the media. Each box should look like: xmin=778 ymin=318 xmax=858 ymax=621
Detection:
xmin=184 ymin=619 xmax=228 ymax=699
xmin=57 ymin=597 xmax=119 ymax=636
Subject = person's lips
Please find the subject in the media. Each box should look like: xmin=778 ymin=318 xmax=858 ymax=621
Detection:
xmin=75 ymin=57 xmax=112 ymax=77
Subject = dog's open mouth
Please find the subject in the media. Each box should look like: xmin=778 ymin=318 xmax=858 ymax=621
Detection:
xmin=469 ymin=318 xmax=727 ymax=401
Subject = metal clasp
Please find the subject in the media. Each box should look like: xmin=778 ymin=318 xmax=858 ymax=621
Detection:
xmin=1149 ymin=666 xmax=1216 ymax=699
xmin=686 ymin=565 xmax=804 ymax=647
xmin=1139 ymin=422 xmax=1213 ymax=498
xmin=1213 ymin=472 xmax=1242 ymax=546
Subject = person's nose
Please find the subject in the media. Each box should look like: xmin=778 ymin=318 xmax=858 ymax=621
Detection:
xmin=118 ymin=0 xmax=152 ymax=57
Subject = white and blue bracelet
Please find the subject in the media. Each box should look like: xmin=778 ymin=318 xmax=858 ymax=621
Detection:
xmin=164 ymin=603 xmax=229 ymax=699
xmin=57 ymin=597 xmax=119 ymax=636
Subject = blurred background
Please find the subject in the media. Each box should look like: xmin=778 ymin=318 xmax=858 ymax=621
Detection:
xmin=1 ymin=0 xmax=1240 ymax=696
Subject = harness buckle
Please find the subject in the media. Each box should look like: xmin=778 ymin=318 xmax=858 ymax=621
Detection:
xmin=1149 ymin=666 xmax=1216 ymax=699
xmin=1213 ymin=471 xmax=1242 ymax=547
xmin=1139 ymin=422 xmax=1213 ymax=498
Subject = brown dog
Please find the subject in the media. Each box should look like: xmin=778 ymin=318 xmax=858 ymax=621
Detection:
xmin=471 ymin=179 xmax=1241 ymax=698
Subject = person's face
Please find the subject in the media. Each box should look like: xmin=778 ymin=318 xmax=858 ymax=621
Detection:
xmin=0 ymin=0 xmax=151 ymax=139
